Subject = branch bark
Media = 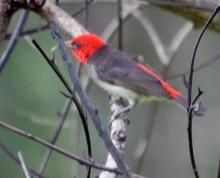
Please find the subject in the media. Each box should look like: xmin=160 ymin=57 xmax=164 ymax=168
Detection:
xmin=38 ymin=0 xmax=87 ymax=36
xmin=142 ymin=0 xmax=220 ymax=33
xmin=0 ymin=0 xmax=16 ymax=43
xmin=99 ymin=96 xmax=129 ymax=178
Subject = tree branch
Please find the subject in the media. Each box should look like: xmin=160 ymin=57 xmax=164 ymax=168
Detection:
xmin=99 ymin=96 xmax=129 ymax=178
xmin=49 ymin=22 xmax=132 ymax=178
xmin=38 ymin=0 xmax=87 ymax=37
xmin=0 ymin=119 xmax=119 ymax=173
xmin=18 ymin=151 xmax=31 ymax=178
xmin=0 ymin=142 xmax=46 ymax=178
xmin=0 ymin=10 xmax=29 ymax=73
xmin=37 ymin=98 xmax=72 ymax=177
xmin=141 ymin=0 xmax=220 ymax=33
xmin=0 ymin=0 xmax=16 ymax=43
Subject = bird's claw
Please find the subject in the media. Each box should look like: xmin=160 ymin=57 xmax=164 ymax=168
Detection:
xmin=108 ymin=109 xmax=130 ymax=127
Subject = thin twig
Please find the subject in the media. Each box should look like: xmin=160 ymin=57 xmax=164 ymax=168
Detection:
xmin=18 ymin=151 xmax=31 ymax=178
xmin=187 ymin=94 xmax=202 ymax=178
xmin=5 ymin=24 xmax=49 ymax=40
xmin=32 ymin=38 xmax=92 ymax=178
xmin=139 ymin=0 xmax=215 ymax=11
xmin=74 ymin=0 xmax=94 ymax=19
xmin=132 ymin=10 xmax=169 ymax=65
xmin=187 ymin=4 xmax=220 ymax=178
xmin=0 ymin=119 xmax=148 ymax=178
xmin=188 ymin=6 xmax=220 ymax=110
xmin=167 ymin=22 xmax=193 ymax=59
xmin=84 ymin=0 xmax=90 ymax=28
xmin=49 ymin=22 xmax=132 ymax=178
xmin=0 ymin=10 xmax=29 ymax=73
xmin=82 ymin=2 xmax=92 ymax=175
xmin=0 ymin=119 xmax=120 ymax=173
xmin=165 ymin=51 xmax=220 ymax=80
xmin=118 ymin=0 xmax=123 ymax=50
xmin=37 ymin=98 xmax=72 ymax=177
xmin=102 ymin=1 xmax=143 ymax=40
xmin=99 ymin=96 xmax=128 ymax=178
xmin=99 ymin=2 xmax=127 ymax=176
xmin=0 ymin=142 xmax=45 ymax=178
xmin=4 ymin=0 xmax=94 ymax=41
xmin=187 ymin=89 xmax=204 ymax=177
xmin=218 ymin=159 xmax=220 ymax=178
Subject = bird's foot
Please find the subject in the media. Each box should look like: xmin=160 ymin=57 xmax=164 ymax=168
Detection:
xmin=108 ymin=106 xmax=131 ymax=127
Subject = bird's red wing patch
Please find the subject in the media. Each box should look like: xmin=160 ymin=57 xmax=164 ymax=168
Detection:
xmin=137 ymin=63 xmax=181 ymax=98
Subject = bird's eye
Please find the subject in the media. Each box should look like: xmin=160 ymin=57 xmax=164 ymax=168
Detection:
xmin=72 ymin=41 xmax=81 ymax=49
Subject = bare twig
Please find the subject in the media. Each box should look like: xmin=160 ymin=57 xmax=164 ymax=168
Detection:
xmin=132 ymin=9 xmax=169 ymax=65
xmin=0 ymin=0 xmax=15 ymax=43
xmin=32 ymin=38 xmax=92 ymax=178
xmin=0 ymin=119 xmax=119 ymax=173
xmin=0 ymin=10 xmax=29 ymax=73
xmin=0 ymin=120 xmax=149 ymax=178
xmin=165 ymin=52 xmax=220 ymax=80
xmin=0 ymin=142 xmax=45 ymax=178
xmin=187 ymin=6 xmax=220 ymax=110
xmin=186 ymin=4 xmax=220 ymax=178
xmin=84 ymin=0 xmax=89 ymax=28
xmin=39 ymin=0 xmax=87 ymax=37
xmin=102 ymin=1 xmax=143 ymax=40
xmin=118 ymin=0 xmax=123 ymax=50
xmin=5 ymin=0 xmax=94 ymax=40
xmin=218 ymin=159 xmax=220 ymax=178
xmin=139 ymin=0 xmax=220 ymax=34
xmin=37 ymin=98 xmax=72 ymax=176
xmin=5 ymin=23 xmax=49 ymax=40
xmin=139 ymin=0 xmax=216 ymax=11
xmin=132 ymin=102 xmax=159 ymax=173
xmin=99 ymin=96 xmax=129 ymax=178
xmin=18 ymin=151 xmax=31 ymax=178
xmin=167 ymin=22 xmax=193 ymax=58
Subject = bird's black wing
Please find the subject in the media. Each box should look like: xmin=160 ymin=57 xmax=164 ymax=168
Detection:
xmin=93 ymin=46 xmax=170 ymax=97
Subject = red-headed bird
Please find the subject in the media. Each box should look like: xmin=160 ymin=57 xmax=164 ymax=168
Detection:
xmin=67 ymin=33 xmax=205 ymax=117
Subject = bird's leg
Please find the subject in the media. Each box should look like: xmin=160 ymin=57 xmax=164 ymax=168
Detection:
xmin=109 ymin=99 xmax=137 ymax=126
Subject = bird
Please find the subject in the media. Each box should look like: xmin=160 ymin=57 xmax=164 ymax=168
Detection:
xmin=67 ymin=32 xmax=205 ymax=118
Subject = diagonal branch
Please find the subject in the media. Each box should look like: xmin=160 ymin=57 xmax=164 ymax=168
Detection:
xmin=0 ymin=0 xmax=16 ymax=43
xmin=37 ymin=98 xmax=72 ymax=177
xmin=0 ymin=10 xmax=29 ymax=73
xmin=49 ymin=22 xmax=132 ymax=178
xmin=0 ymin=119 xmax=148 ymax=178
xmin=139 ymin=0 xmax=220 ymax=33
xmin=0 ymin=142 xmax=46 ymax=178
xmin=186 ymin=4 xmax=220 ymax=178
xmin=18 ymin=151 xmax=31 ymax=178
xmin=38 ymin=0 xmax=87 ymax=37
xmin=0 ymin=119 xmax=119 ymax=173
xmin=32 ymin=38 xmax=92 ymax=178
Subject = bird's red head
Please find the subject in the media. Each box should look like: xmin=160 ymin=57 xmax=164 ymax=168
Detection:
xmin=69 ymin=33 xmax=106 ymax=64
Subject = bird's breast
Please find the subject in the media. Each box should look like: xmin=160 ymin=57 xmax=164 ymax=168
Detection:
xmin=94 ymin=78 xmax=138 ymax=100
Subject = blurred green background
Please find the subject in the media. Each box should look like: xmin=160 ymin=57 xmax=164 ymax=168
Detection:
xmin=0 ymin=1 xmax=220 ymax=178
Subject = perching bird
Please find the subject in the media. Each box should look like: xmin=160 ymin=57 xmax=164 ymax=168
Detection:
xmin=67 ymin=32 xmax=205 ymax=117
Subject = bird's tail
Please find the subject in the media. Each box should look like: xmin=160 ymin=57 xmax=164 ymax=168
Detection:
xmin=174 ymin=95 xmax=206 ymax=116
